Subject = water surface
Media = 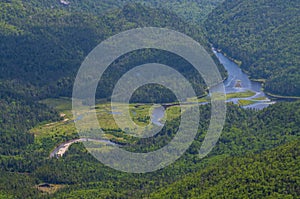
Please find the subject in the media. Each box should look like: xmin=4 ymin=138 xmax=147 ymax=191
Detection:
xmin=213 ymin=50 xmax=274 ymax=110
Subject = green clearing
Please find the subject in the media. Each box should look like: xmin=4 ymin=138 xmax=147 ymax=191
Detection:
xmin=186 ymin=96 xmax=209 ymax=103
xmin=31 ymin=92 xmax=263 ymax=152
xmin=252 ymin=97 xmax=268 ymax=101
xmin=31 ymin=98 xmax=181 ymax=145
xmin=226 ymin=90 xmax=256 ymax=99
xmin=186 ymin=91 xmax=256 ymax=103
xmin=33 ymin=91 xmax=257 ymax=141
xmin=238 ymin=99 xmax=256 ymax=106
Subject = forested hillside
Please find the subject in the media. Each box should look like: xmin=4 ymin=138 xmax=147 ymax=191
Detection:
xmin=205 ymin=0 xmax=300 ymax=97
xmin=0 ymin=1 xmax=226 ymax=102
xmin=0 ymin=101 xmax=299 ymax=198
xmin=0 ymin=80 xmax=60 ymax=156
xmin=1 ymin=0 xmax=300 ymax=198
xmin=151 ymin=139 xmax=300 ymax=198
xmin=0 ymin=0 xmax=228 ymax=171
xmin=21 ymin=0 xmax=224 ymax=24
xmin=0 ymin=3 xmax=216 ymax=194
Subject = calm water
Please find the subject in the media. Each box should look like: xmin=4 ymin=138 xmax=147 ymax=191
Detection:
xmin=215 ymin=51 xmax=263 ymax=94
xmin=151 ymin=106 xmax=165 ymax=126
xmin=213 ymin=50 xmax=274 ymax=110
xmin=151 ymin=50 xmax=274 ymax=120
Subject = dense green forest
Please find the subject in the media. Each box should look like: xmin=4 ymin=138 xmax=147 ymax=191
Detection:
xmin=151 ymin=139 xmax=300 ymax=198
xmin=0 ymin=0 xmax=221 ymax=165
xmin=205 ymin=0 xmax=300 ymax=97
xmin=21 ymin=0 xmax=223 ymax=24
xmin=0 ymin=0 xmax=299 ymax=198
xmin=0 ymin=0 xmax=227 ymax=102
xmin=1 ymin=102 xmax=299 ymax=198
xmin=0 ymin=80 xmax=60 ymax=155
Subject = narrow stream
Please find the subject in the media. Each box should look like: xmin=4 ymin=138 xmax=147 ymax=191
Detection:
xmin=151 ymin=106 xmax=165 ymax=126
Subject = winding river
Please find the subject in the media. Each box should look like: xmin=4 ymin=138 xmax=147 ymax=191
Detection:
xmin=50 ymin=49 xmax=275 ymax=158
xmin=149 ymin=50 xmax=276 ymax=125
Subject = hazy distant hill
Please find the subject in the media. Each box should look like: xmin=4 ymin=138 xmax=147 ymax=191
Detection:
xmin=205 ymin=0 xmax=300 ymax=97
xmin=21 ymin=0 xmax=223 ymax=24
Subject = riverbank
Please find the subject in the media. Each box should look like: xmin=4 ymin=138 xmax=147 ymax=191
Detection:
xmin=213 ymin=47 xmax=242 ymax=66
xmin=213 ymin=47 xmax=299 ymax=101
xmin=266 ymin=92 xmax=300 ymax=100
xmin=250 ymin=78 xmax=266 ymax=83
xmin=212 ymin=49 xmax=278 ymax=110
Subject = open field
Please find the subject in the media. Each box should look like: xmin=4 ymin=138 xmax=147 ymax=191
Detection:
xmin=252 ymin=97 xmax=268 ymax=101
xmin=31 ymin=91 xmax=263 ymax=155
xmin=237 ymin=99 xmax=256 ymax=106
xmin=32 ymin=91 xmax=258 ymax=140
xmin=31 ymin=98 xmax=181 ymax=147
xmin=226 ymin=91 xmax=256 ymax=99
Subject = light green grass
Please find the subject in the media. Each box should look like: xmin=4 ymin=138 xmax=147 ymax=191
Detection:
xmin=186 ymin=97 xmax=208 ymax=103
xmin=226 ymin=91 xmax=256 ymax=99
xmin=238 ymin=99 xmax=256 ymax=106
xmin=32 ymin=99 xmax=181 ymax=142
xmin=165 ymin=106 xmax=181 ymax=121
xmin=35 ymin=92 xmax=256 ymax=142
xmin=252 ymin=97 xmax=268 ymax=101
xmin=192 ymin=91 xmax=255 ymax=102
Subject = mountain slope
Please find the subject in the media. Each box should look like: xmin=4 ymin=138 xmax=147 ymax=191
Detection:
xmin=1 ymin=1 xmax=299 ymax=198
xmin=0 ymin=0 xmax=228 ymax=159
xmin=1 ymin=1 xmax=226 ymax=102
xmin=0 ymin=1 xmax=219 ymax=165
xmin=0 ymin=97 xmax=299 ymax=198
xmin=31 ymin=101 xmax=299 ymax=198
xmin=151 ymin=139 xmax=300 ymax=198
xmin=205 ymin=0 xmax=300 ymax=97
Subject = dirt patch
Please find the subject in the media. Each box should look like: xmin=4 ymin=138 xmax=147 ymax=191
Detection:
xmin=36 ymin=183 xmax=65 ymax=194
